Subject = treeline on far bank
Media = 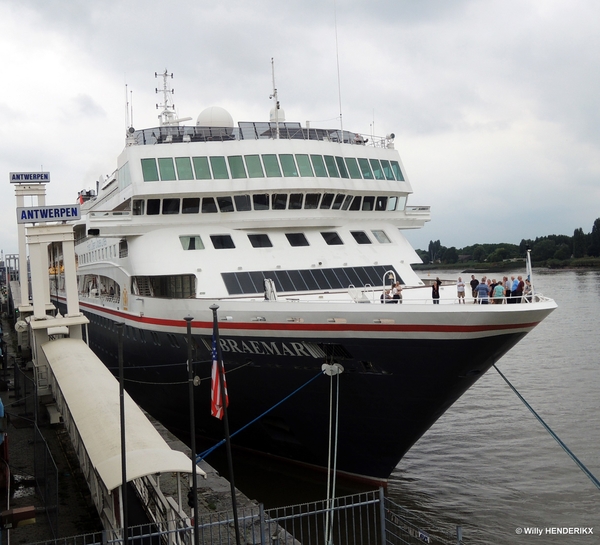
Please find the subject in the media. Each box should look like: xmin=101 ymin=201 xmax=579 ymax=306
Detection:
xmin=415 ymin=218 xmax=600 ymax=270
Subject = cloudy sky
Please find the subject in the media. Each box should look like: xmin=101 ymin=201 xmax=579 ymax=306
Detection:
xmin=1 ymin=0 xmax=599 ymax=256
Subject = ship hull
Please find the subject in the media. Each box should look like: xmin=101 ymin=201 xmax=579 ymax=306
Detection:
xmin=59 ymin=298 xmax=552 ymax=483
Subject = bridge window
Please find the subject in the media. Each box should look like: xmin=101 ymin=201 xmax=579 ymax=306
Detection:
xmin=228 ymin=156 xmax=247 ymax=179
xmin=349 ymin=196 xmax=362 ymax=211
xmin=280 ymin=154 xmax=299 ymax=177
xmin=245 ymin=155 xmax=264 ymax=178
xmin=391 ymin=160 xmax=404 ymax=181
xmin=345 ymin=157 xmax=362 ymax=179
xmin=141 ymin=158 xmax=159 ymax=181
xmin=310 ymin=155 xmax=328 ymax=177
xmin=210 ymin=156 xmax=229 ymax=179
xmin=158 ymin=158 xmax=176 ymax=180
xmin=375 ymin=197 xmax=387 ymax=211
xmin=162 ymin=198 xmax=180 ymax=214
xmin=147 ymin=199 xmax=160 ymax=215
xmin=335 ymin=156 xmax=349 ymax=178
xmin=289 ymin=194 xmax=303 ymax=210
xmin=324 ymin=155 xmax=339 ymax=177
xmin=175 ymin=157 xmax=194 ymax=180
xmin=253 ymin=194 xmax=270 ymax=210
xmin=304 ymin=194 xmax=321 ymax=209
xmin=182 ymin=198 xmax=200 ymax=214
xmin=234 ymin=194 xmax=252 ymax=211
xmin=380 ymin=159 xmax=395 ymax=180
xmin=192 ymin=156 xmax=211 ymax=179
xmin=202 ymin=197 xmax=218 ymax=213
xmin=362 ymin=196 xmax=375 ymax=211
xmin=358 ymin=158 xmax=374 ymax=179
xmin=217 ymin=196 xmax=235 ymax=212
xmin=133 ymin=200 xmax=144 ymax=215
xmin=262 ymin=154 xmax=282 ymax=177
xmin=295 ymin=154 xmax=314 ymax=176
xmin=320 ymin=193 xmax=334 ymax=209
xmin=370 ymin=159 xmax=385 ymax=180
xmin=272 ymin=194 xmax=288 ymax=210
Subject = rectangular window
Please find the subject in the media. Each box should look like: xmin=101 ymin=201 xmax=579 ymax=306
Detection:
xmin=331 ymin=194 xmax=345 ymax=210
xmin=158 ymin=158 xmax=176 ymax=180
xmin=175 ymin=157 xmax=194 ymax=180
xmin=285 ymin=233 xmax=309 ymax=247
xmin=289 ymin=194 xmax=303 ymax=210
xmin=342 ymin=195 xmax=353 ymax=210
xmin=310 ymin=155 xmax=328 ymax=177
xmin=147 ymin=199 xmax=160 ymax=215
xmin=351 ymin=231 xmax=372 ymax=244
xmin=217 ymin=196 xmax=235 ymax=212
xmin=192 ymin=156 xmax=211 ymax=179
xmin=133 ymin=200 xmax=144 ymax=215
xmin=272 ymin=193 xmax=288 ymax=210
xmin=141 ymin=158 xmax=159 ymax=182
xmin=253 ymin=194 xmax=270 ymax=210
xmin=202 ymin=197 xmax=218 ymax=213
xmin=321 ymin=232 xmax=344 ymax=245
xmin=262 ymin=154 xmax=282 ymax=177
xmin=162 ymin=198 xmax=180 ymax=214
xmin=211 ymin=235 xmax=235 ymax=249
xmin=234 ymin=194 xmax=251 ymax=211
xmin=358 ymin=158 xmax=374 ymax=179
xmin=372 ymin=230 xmax=391 ymax=243
xmin=280 ymin=154 xmax=299 ymax=177
xmin=304 ymin=193 xmax=321 ymax=209
xmin=362 ymin=196 xmax=375 ymax=211
xmin=210 ymin=156 xmax=229 ymax=179
xmin=370 ymin=159 xmax=385 ymax=180
xmin=324 ymin=155 xmax=339 ymax=177
xmin=295 ymin=154 xmax=314 ymax=176
xmin=387 ymin=196 xmax=398 ymax=211
xmin=380 ymin=159 xmax=395 ymax=180
xmin=228 ymin=156 xmax=247 ymax=179
xmin=349 ymin=196 xmax=362 ymax=211
xmin=248 ymin=234 xmax=273 ymax=248
xmin=335 ymin=156 xmax=349 ymax=178
xmin=245 ymin=155 xmax=264 ymax=178
xmin=179 ymin=235 xmax=205 ymax=250
xmin=320 ymin=193 xmax=334 ymax=209
xmin=345 ymin=157 xmax=362 ymax=179
xmin=375 ymin=197 xmax=388 ymax=211
xmin=182 ymin=198 xmax=200 ymax=214
xmin=390 ymin=160 xmax=405 ymax=181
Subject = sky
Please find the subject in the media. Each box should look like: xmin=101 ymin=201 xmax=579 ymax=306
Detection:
xmin=1 ymin=0 xmax=599 ymax=256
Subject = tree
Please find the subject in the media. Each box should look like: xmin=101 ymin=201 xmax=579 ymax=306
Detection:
xmin=553 ymin=243 xmax=571 ymax=260
xmin=531 ymin=239 xmax=556 ymax=262
xmin=428 ymin=240 xmax=442 ymax=262
xmin=473 ymin=245 xmax=487 ymax=262
xmin=444 ymin=247 xmax=458 ymax=264
xmin=589 ymin=218 xmax=600 ymax=257
xmin=572 ymin=228 xmax=586 ymax=258
xmin=487 ymin=247 xmax=509 ymax=263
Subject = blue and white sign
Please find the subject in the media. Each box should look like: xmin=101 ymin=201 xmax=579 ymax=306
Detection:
xmin=10 ymin=172 xmax=51 ymax=183
xmin=17 ymin=205 xmax=81 ymax=224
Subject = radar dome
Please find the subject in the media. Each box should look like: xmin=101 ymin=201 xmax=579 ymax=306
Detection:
xmin=197 ymin=106 xmax=234 ymax=129
xmin=269 ymin=106 xmax=286 ymax=123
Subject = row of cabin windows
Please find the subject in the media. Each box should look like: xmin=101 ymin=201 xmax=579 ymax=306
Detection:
xmin=133 ymin=194 xmax=407 ymax=216
xmin=179 ymin=229 xmax=391 ymax=252
xmin=140 ymin=153 xmax=405 ymax=183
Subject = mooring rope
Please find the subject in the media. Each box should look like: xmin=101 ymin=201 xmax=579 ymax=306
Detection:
xmin=197 ymin=370 xmax=323 ymax=462
xmin=493 ymin=364 xmax=600 ymax=490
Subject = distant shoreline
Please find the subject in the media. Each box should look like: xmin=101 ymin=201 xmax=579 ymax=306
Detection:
xmin=413 ymin=257 xmax=600 ymax=273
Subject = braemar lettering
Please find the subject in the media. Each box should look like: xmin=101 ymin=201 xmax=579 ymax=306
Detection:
xmin=219 ymin=338 xmax=313 ymax=357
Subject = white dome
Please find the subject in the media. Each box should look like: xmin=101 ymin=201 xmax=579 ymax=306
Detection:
xmin=196 ymin=106 xmax=234 ymax=128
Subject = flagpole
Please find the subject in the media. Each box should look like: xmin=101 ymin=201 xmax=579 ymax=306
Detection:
xmin=210 ymin=304 xmax=241 ymax=545
xmin=184 ymin=316 xmax=199 ymax=545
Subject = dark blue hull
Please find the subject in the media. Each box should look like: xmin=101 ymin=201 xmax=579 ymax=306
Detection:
xmin=73 ymin=303 xmax=526 ymax=483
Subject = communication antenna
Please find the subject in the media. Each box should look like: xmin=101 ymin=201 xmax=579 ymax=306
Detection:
xmin=269 ymin=58 xmax=280 ymax=140
xmin=333 ymin=0 xmax=343 ymax=134
xmin=155 ymin=69 xmax=192 ymax=127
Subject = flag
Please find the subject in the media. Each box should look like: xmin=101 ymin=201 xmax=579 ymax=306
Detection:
xmin=211 ymin=337 xmax=228 ymax=419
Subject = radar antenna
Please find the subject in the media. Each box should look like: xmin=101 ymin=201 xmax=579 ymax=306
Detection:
xmin=155 ymin=70 xmax=192 ymax=127
xmin=269 ymin=58 xmax=280 ymax=140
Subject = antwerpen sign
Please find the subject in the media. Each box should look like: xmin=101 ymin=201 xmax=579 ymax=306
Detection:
xmin=17 ymin=205 xmax=81 ymax=224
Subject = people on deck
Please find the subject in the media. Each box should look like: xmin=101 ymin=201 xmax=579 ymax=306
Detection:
xmin=431 ymin=277 xmax=442 ymax=304
xmin=475 ymin=278 xmax=490 ymax=304
xmin=470 ymin=275 xmax=479 ymax=303
xmin=392 ymin=282 xmax=402 ymax=304
xmin=456 ymin=277 xmax=466 ymax=303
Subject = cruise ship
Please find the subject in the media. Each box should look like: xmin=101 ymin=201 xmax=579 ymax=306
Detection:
xmin=52 ymin=72 xmax=556 ymax=483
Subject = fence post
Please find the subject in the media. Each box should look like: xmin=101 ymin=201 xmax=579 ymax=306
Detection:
xmin=379 ymin=487 xmax=387 ymax=545
xmin=259 ymin=503 xmax=266 ymax=545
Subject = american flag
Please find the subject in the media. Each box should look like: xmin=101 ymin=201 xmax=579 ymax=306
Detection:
xmin=211 ymin=337 xmax=228 ymax=419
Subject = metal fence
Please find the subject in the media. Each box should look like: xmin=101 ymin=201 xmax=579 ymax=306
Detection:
xmin=29 ymin=488 xmax=466 ymax=545
xmin=34 ymin=423 xmax=60 ymax=540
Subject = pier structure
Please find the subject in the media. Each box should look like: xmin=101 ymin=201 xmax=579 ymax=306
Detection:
xmin=22 ymin=222 xmax=207 ymax=539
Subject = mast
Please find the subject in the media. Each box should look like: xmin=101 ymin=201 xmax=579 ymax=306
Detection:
xmin=269 ymin=58 xmax=280 ymax=140
xmin=155 ymin=70 xmax=192 ymax=127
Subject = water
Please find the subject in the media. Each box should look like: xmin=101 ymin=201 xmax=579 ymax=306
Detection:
xmin=388 ymin=270 xmax=600 ymax=543
xmin=208 ymin=270 xmax=600 ymax=543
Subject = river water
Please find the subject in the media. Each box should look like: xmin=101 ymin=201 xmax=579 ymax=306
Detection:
xmin=208 ymin=270 xmax=600 ymax=544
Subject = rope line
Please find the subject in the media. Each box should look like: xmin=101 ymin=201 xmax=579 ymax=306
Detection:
xmin=197 ymin=371 xmax=323 ymax=462
xmin=493 ymin=364 xmax=600 ymax=490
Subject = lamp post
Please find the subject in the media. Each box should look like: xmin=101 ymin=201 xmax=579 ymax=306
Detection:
xmin=184 ymin=316 xmax=199 ymax=545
